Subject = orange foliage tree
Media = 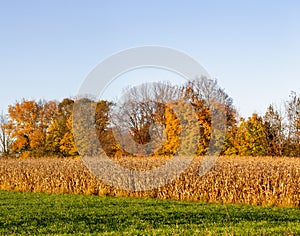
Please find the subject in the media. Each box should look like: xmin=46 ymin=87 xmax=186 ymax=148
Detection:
xmin=8 ymin=100 xmax=57 ymax=157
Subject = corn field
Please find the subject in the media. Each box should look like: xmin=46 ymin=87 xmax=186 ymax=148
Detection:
xmin=0 ymin=156 xmax=299 ymax=207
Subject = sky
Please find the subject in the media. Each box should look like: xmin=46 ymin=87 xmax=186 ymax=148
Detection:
xmin=0 ymin=0 xmax=299 ymax=118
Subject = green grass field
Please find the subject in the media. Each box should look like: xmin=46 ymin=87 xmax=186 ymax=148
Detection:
xmin=0 ymin=191 xmax=299 ymax=235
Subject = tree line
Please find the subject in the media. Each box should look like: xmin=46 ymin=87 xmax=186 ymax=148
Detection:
xmin=0 ymin=78 xmax=299 ymax=158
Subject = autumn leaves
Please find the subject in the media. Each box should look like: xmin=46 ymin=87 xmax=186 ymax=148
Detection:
xmin=0 ymin=78 xmax=299 ymax=158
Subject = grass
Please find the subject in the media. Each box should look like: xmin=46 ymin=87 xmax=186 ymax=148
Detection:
xmin=0 ymin=190 xmax=299 ymax=235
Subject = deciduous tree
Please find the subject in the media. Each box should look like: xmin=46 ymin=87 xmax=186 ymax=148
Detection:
xmin=8 ymin=100 xmax=56 ymax=157
xmin=263 ymin=104 xmax=285 ymax=156
xmin=235 ymin=114 xmax=269 ymax=156
xmin=47 ymin=98 xmax=78 ymax=157
xmin=0 ymin=112 xmax=13 ymax=157
xmin=285 ymin=92 xmax=300 ymax=156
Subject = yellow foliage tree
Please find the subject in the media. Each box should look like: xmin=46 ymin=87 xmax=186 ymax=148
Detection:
xmin=156 ymin=103 xmax=181 ymax=156
xmin=235 ymin=114 xmax=269 ymax=156
xmin=47 ymin=98 xmax=78 ymax=157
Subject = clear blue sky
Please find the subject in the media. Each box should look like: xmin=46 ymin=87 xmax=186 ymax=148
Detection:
xmin=1 ymin=0 xmax=299 ymax=117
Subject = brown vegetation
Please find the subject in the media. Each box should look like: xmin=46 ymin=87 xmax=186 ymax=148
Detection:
xmin=0 ymin=156 xmax=299 ymax=207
